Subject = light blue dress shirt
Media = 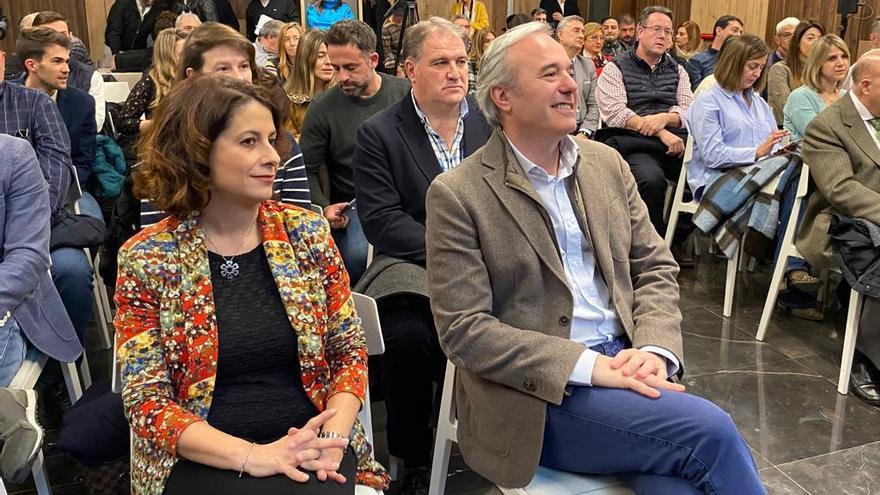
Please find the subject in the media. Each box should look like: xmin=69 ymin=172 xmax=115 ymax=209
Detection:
xmin=505 ymin=135 xmax=680 ymax=385
xmin=686 ymin=85 xmax=778 ymax=197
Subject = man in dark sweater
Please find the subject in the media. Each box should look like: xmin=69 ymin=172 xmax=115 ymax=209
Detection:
xmin=300 ymin=20 xmax=410 ymax=284
xmin=245 ymin=0 xmax=300 ymax=42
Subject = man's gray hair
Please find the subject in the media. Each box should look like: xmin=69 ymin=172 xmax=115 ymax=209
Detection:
xmin=477 ymin=22 xmax=552 ymax=128
xmin=402 ymin=17 xmax=467 ymax=62
xmin=258 ymin=19 xmax=284 ymax=38
xmin=872 ymin=16 xmax=880 ymax=34
xmin=637 ymin=5 xmax=673 ymax=26
xmin=451 ymin=14 xmax=470 ymax=24
xmin=556 ymin=15 xmax=585 ymax=35
xmin=175 ymin=12 xmax=201 ymax=28
xmin=775 ymin=17 xmax=799 ymax=35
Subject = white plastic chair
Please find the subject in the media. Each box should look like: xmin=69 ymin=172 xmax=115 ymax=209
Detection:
xmin=103 ymin=81 xmax=131 ymax=104
xmin=755 ymin=164 xmax=865 ymax=394
xmin=428 ymin=361 xmax=633 ymax=495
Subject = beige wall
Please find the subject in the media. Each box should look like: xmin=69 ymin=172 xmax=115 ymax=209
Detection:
xmin=690 ymin=0 xmax=768 ymax=41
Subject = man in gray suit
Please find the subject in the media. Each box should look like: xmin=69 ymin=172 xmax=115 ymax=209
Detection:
xmin=555 ymin=15 xmax=599 ymax=139
xmin=0 ymin=134 xmax=81 ymax=481
xmin=426 ymin=22 xmax=763 ymax=494
xmin=797 ymin=50 xmax=880 ymax=406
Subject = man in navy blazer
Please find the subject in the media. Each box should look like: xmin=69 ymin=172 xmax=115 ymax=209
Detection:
xmin=352 ymin=18 xmax=491 ymax=492
xmin=17 ymin=27 xmax=96 ymax=187
xmin=0 ymin=134 xmax=81 ymax=387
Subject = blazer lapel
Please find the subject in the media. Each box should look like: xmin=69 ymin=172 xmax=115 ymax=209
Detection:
xmin=842 ymin=94 xmax=880 ymax=167
xmin=481 ymin=131 xmax=568 ymax=286
xmin=398 ymin=96 xmax=443 ymax=182
xmin=572 ymin=145 xmax=614 ymax=293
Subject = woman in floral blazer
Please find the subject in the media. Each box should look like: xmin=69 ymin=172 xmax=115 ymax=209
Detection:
xmin=114 ymin=75 xmax=389 ymax=494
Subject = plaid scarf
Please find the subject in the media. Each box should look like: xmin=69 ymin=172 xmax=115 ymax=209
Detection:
xmin=693 ymin=154 xmax=801 ymax=258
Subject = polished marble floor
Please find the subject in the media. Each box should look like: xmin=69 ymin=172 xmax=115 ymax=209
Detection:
xmin=8 ymin=250 xmax=880 ymax=494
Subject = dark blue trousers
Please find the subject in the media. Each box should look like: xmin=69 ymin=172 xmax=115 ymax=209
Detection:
xmin=539 ymin=339 xmax=765 ymax=495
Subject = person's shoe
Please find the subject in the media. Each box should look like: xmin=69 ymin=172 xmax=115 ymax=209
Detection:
xmin=0 ymin=388 xmax=44 ymax=483
xmin=850 ymin=353 xmax=880 ymax=407
xmin=787 ymin=270 xmax=821 ymax=292
xmin=670 ymin=241 xmax=696 ymax=269
xmin=790 ymin=306 xmax=824 ymax=322
xmin=398 ymin=466 xmax=430 ymax=495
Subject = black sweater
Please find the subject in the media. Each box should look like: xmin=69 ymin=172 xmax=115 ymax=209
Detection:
xmin=245 ymin=0 xmax=301 ymax=41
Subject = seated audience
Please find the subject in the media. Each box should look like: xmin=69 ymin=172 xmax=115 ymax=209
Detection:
xmin=300 ymin=20 xmax=411 ymax=284
xmin=307 ymin=0 xmax=355 ymax=31
xmin=686 ymin=15 xmax=742 ymax=90
xmin=601 ymin=17 xmax=626 ymax=58
xmin=582 ymin=22 xmax=610 ymax=76
xmin=770 ymin=17 xmax=799 ymax=67
xmin=796 ymin=50 xmax=880 ymax=407
xmin=467 ymin=28 xmax=495 ymax=96
xmin=246 ymin=0 xmax=300 ymax=42
xmin=450 ymin=0 xmax=489 ymax=31
xmin=540 ymin=0 xmax=579 ymax=28
xmin=596 ymin=6 xmax=693 ymax=247
xmin=33 ymin=11 xmax=106 ymax=131
xmin=118 ymin=74 xmax=389 ymax=495
xmin=531 ymin=8 xmax=547 ymax=23
xmin=283 ymin=29 xmax=334 ymax=137
xmin=254 ymin=19 xmax=284 ymax=71
xmin=425 ymin=21 xmax=765 ymax=495
xmin=381 ymin=3 xmax=405 ymax=72
xmin=0 ymin=134 xmax=80 ymax=482
xmin=117 ymin=27 xmax=182 ymax=159
xmin=557 ymin=16 xmax=599 ymax=139
xmin=175 ymin=11 xmax=202 ymax=33
xmin=353 ymin=18 xmax=491 ymax=493
xmin=618 ymin=13 xmax=636 ymax=47
xmin=768 ymin=20 xmax=825 ymax=125
xmin=17 ymin=28 xmax=96 ymax=190
xmin=674 ymin=20 xmax=702 ymax=60
xmin=105 ymin=0 xmax=160 ymax=55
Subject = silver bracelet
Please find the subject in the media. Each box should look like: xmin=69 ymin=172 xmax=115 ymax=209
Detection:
xmin=318 ymin=431 xmax=349 ymax=442
xmin=238 ymin=442 xmax=256 ymax=478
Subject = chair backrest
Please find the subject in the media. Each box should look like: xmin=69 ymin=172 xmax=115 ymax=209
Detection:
xmin=104 ymin=81 xmax=131 ymax=104
xmin=109 ymin=72 xmax=142 ymax=89
xmin=352 ymin=292 xmax=384 ymax=356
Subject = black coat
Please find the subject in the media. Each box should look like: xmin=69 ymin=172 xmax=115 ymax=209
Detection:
xmin=539 ymin=0 xmax=580 ymax=27
xmin=105 ymin=0 xmax=160 ymax=54
xmin=831 ymin=215 xmax=880 ymax=298
xmin=353 ymin=94 xmax=491 ymax=264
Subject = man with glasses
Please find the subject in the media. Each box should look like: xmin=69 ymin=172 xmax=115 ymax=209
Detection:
xmin=685 ymin=14 xmax=743 ymax=89
xmin=770 ymin=17 xmax=799 ymax=67
xmin=556 ymin=16 xmax=599 ymax=139
xmin=596 ymin=5 xmax=694 ymax=264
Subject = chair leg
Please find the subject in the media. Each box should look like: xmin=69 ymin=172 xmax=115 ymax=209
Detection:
xmin=428 ymin=437 xmax=453 ymax=495
xmin=723 ymin=249 xmax=739 ymax=318
xmin=31 ymin=450 xmax=52 ymax=495
xmin=92 ymin=285 xmax=113 ymax=351
xmin=838 ymin=290 xmax=863 ymax=395
xmin=664 ymin=209 xmax=680 ymax=247
xmin=389 ymin=455 xmax=401 ymax=482
xmin=79 ymin=350 xmax=92 ymax=390
xmin=757 ymin=256 xmax=789 ymax=341
xmin=61 ymin=361 xmax=83 ymax=403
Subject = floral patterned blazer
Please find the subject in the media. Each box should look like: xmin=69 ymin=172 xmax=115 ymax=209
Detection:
xmin=114 ymin=201 xmax=390 ymax=494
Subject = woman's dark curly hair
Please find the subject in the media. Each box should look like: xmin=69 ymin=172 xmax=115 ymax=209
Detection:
xmin=134 ymin=74 xmax=290 ymax=218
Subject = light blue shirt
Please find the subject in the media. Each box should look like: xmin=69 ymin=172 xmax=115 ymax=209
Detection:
xmin=306 ymin=1 xmax=355 ymax=31
xmin=686 ymin=85 xmax=778 ymax=197
xmin=783 ymin=86 xmax=844 ymax=141
xmin=505 ymin=135 xmax=680 ymax=385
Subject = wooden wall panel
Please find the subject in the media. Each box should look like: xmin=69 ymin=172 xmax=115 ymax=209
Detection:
xmin=764 ymin=0 xmax=839 ymax=51
xmin=690 ymin=0 xmax=767 ymax=40
xmin=0 ymin=0 xmax=89 ymax=59
xmin=634 ymin=0 xmax=690 ymax=26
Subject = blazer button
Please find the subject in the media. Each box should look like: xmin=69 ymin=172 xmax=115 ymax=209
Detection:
xmin=559 ymin=316 xmax=570 ymax=326
xmin=523 ymin=381 xmax=536 ymax=392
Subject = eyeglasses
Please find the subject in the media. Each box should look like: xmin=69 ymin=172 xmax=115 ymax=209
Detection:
xmin=642 ymin=25 xmax=674 ymax=37
xmin=777 ymin=32 xmax=794 ymax=38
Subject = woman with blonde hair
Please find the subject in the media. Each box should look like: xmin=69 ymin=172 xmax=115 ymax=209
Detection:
xmin=784 ymin=34 xmax=850 ymax=140
xmin=275 ymin=22 xmax=305 ymax=82
xmin=117 ymin=27 xmax=183 ymax=157
xmin=467 ymin=28 xmax=495 ymax=96
xmin=675 ymin=21 xmax=702 ymax=59
xmin=580 ymin=22 xmax=609 ymax=75
xmin=767 ymin=19 xmax=825 ymax=124
xmin=284 ymin=29 xmax=335 ymax=137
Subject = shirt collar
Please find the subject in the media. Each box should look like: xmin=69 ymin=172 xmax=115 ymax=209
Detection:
xmin=851 ymin=90 xmax=876 ymax=121
xmin=411 ymin=90 xmax=469 ymax=127
xmin=504 ymin=132 xmax=579 ymax=180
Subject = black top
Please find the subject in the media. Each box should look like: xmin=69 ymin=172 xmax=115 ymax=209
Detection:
xmin=206 ymin=244 xmax=318 ymax=443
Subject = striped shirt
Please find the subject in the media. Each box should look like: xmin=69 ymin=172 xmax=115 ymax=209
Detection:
xmin=411 ymin=91 xmax=468 ymax=173
xmin=0 ymin=82 xmax=72 ymax=215
xmin=139 ymin=137 xmax=312 ymax=228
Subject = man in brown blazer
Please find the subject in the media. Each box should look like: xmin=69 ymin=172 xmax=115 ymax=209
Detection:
xmin=797 ymin=50 xmax=880 ymax=406
xmin=425 ymin=22 xmax=764 ymax=494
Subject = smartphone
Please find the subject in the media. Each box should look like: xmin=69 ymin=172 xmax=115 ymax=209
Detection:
xmin=773 ymin=139 xmax=802 ymax=156
xmin=340 ymin=198 xmax=356 ymax=214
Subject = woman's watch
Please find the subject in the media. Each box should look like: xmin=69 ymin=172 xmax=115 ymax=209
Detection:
xmin=578 ymin=129 xmax=593 ymax=139
xmin=318 ymin=430 xmax=349 ymax=442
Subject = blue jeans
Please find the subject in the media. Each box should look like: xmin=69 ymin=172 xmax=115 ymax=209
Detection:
xmin=0 ymin=318 xmax=26 ymax=387
xmin=539 ymin=338 xmax=764 ymax=495
xmin=50 ymin=192 xmax=104 ymax=343
xmin=331 ymin=207 xmax=368 ymax=286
